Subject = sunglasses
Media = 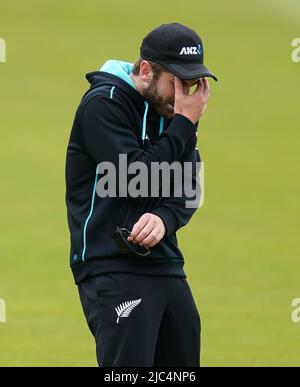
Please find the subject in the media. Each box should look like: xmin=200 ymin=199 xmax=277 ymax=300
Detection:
xmin=114 ymin=226 xmax=151 ymax=257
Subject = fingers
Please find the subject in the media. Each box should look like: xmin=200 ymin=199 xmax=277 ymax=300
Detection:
xmin=174 ymin=76 xmax=211 ymax=123
xmin=191 ymin=77 xmax=210 ymax=104
xmin=128 ymin=213 xmax=150 ymax=242
xmin=202 ymin=77 xmax=209 ymax=90
xmin=131 ymin=220 xmax=155 ymax=244
xmin=127 ymin=213 xmax=166 ymax=248
xmin=139 ymin=229 xmax=165 ymax=248
xmin=174 ymin=77 xmax=183 ymax=96
xmin=182 ymin=82 xmax=190 ymax=96
xmin=192 ymin=78 xmax=204 ymax=96
xmin=202 ymin=77 xmax=210 ymax=98
xmin=176 ymin=77 xmax=210 ymax=100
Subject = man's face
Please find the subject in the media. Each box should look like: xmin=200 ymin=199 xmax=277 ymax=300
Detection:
xmin=143 ymin=71 xmax=200 ymax=119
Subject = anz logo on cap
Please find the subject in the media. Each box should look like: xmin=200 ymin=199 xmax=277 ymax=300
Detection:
xmin=180 ymin=44 xmax=202 ymax=56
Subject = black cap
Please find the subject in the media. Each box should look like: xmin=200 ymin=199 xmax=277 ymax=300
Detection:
xmin=140 ymin=23 xmax=217 ymax=81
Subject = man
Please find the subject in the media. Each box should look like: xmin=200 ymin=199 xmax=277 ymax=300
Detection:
xmin=65 ymin=23 xmax=217 ymax=367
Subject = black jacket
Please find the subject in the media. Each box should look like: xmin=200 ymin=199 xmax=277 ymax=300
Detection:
xmin=65 ymin=60 xmax=201 ymax=284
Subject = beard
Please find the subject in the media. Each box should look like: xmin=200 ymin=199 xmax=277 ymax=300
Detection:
xmin=142 ymin=80 xmax=175 ymax=119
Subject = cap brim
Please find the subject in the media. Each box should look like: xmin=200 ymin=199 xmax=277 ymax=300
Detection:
xmin=164 ymin=63 xmax=218 ymax=81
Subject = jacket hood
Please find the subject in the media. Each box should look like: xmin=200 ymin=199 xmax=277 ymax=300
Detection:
xmin=100 ymin=60 xmax=136 ymax=89
xmin=85 ymin=60 xmax=145 ymax=108
xmin=85 ymin=60 xmax=166 ymax=141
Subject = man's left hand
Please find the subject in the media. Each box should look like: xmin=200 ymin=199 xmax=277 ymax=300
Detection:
xmin=127 ymin=213 xmax=166 ymax=248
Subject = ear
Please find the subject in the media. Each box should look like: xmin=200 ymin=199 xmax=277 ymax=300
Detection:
xmin=139 ymin=60 xmax=153 ymax=83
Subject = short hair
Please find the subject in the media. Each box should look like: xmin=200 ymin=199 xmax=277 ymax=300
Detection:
xmin=132 ymin=57 xmax=166 ymax=80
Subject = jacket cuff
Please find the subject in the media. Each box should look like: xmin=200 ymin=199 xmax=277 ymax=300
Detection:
xmin=166 ymin=114 xmax=196 ymax=142
xmin=151 ymin=207 xmax=178 ymax=237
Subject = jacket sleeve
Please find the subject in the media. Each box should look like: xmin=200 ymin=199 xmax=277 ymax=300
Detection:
xmin=151 ymin=135 xmax=202 ymax=236
xmin=82 ymin=95 xmax=196 ymax=167
xmin=82 ymin=94 xmax=201 ymax=236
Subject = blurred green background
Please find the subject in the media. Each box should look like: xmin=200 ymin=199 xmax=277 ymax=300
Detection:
xmin=0 ymin=0 xmax=299 ymax=367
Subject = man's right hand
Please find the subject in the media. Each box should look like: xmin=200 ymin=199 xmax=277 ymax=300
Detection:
xmin=174 ymin=77 xmax=210 ymax=124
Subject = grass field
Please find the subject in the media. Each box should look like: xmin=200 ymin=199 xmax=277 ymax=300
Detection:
xmin=0 ymin=0 xmax=299 ymax=366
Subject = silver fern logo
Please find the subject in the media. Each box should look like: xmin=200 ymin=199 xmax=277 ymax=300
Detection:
xmin=115 ymin=298 xmax=142 ymax=324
